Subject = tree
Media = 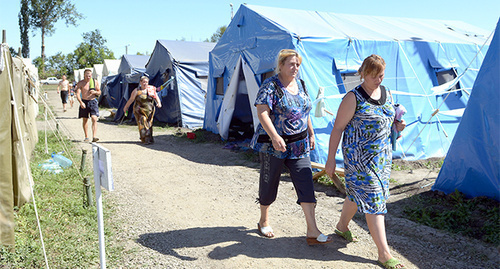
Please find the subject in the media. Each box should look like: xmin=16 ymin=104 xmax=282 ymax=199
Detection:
xmin=206 ymin=25 xmax=227 ymax=43
xmin=9 ymin=47 xmax=19 ymax=57
xmin=71 ymin=29 xmax=115 ymax=70
xmin=19 ymin=0 xmax=30 ymax=58
xmin=28 ymin=0 xmax=84 ymax=71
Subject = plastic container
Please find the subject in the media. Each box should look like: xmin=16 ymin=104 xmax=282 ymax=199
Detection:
xmin=51 ymin=153 xmax=72 ymax=168
xmin=38 ymin=159 xmax=63 ymax=174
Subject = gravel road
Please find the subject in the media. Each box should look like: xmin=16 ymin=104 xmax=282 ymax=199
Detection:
xmin=44 ymin=89 xmax=498 ymax=268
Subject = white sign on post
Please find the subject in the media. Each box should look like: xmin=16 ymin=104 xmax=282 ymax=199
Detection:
xmin=92 ymin=143 xmax=114 ymax=269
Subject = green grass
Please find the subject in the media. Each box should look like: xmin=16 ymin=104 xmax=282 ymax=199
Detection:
xmin=0 ymin=131 xmax=125 ymax=268
xmin=403 ymin=189 xmax=500 ymax=246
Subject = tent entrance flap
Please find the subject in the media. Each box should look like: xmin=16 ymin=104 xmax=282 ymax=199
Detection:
xmin=217 ymin=56 xmax=260 ymax=140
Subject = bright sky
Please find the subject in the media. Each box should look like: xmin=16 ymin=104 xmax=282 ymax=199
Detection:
xmin=1 ymin=0 xmax=499 ymax=60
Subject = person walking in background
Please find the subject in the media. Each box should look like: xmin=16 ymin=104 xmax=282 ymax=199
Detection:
xmin=325 ymin=54 xmax=406 ymax=268
xmin=75 ymin=69 xmax=101 ymax=143
xmin=68 ymin=80 xmax=76 ymax=108
xmin=250 ymin=49 xmax=332 ymax=245
xmin=57 ymin=75 xmax=70 ymax=112
xmin=123 ymin=75 xmax=162 ymax=144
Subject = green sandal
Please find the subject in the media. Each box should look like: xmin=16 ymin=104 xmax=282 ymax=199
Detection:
xmin=334 ymin=228 xmax=358 ymax=242
xmin=378 ymin=258 xmax=405 ymax=269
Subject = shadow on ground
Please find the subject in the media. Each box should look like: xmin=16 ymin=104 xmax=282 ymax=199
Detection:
xmin=137 ymin=226 xmax=374 ymax=265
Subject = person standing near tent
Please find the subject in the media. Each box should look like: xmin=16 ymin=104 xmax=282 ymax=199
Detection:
xmin=325 ymin=54 xmax=406 ymax=269
xmin=57 ymin=75 xmax=70 ymax=112
xmin=250 ymin=49 xmax=332 ymax=245
xmin=123 ymin=75 xmax=162 ymax=144
xmin=75 ymin=69 xmax=101 ymax=143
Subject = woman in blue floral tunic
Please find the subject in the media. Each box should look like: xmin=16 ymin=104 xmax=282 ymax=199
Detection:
xmin=250 ymin=49 xmax=332 ymax=245
xmin=325 ymin=55 xmax=406 ymax=269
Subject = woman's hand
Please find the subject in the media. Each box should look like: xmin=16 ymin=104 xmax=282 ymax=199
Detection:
xmin=156 ymin=103 xmax=162 ymax=108
xmin=394 ymin=119 xmax=406 ymax=132
xmin=271 ymin=136 xmax=287 ymax=152
xmin=309 ymin=135 xmax=315 ymax=150
xmin=325 ymin=158 xmax=337 ymax=179
xmin=123 ymin=106 xmax=128 ymax=113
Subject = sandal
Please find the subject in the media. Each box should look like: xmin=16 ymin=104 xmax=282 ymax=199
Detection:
xmin=306 ymin=233 xmax=333 ymax=246
xmin=378 ymin=258 xmax=405 ymax=269
xmin=334 ymin=228 xmax=358 ymax=242
xmin=257 ymin=223 xmax=274 ymax=238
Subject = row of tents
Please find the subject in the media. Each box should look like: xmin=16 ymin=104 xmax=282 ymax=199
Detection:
xmin=84 ymin=5 xmax=497 ymax=200
xmin=74 ymin=58 xmax=121 ymax=84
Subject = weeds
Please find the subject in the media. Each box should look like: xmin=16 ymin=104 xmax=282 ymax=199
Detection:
xmin=403 ymin=189 xmax=500 ymax=246
xmin=0 ymin=131 xmax=124 ymax=267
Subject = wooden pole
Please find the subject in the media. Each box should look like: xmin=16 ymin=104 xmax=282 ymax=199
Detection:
xmin=2 ymin=30 xmax=6 ymax=43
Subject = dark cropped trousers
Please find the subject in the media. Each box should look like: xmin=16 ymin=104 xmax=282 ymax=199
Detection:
xmin=258 ymin=152 xmax=316 ymax=206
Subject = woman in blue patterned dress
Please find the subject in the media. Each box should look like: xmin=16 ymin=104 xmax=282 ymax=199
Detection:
xmin=250 ymin=49 xmax=332 ymax=245
xmin=325 ymin=55 xmax=406 ymax=268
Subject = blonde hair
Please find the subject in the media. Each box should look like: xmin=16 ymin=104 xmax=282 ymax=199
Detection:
xmin=358 ymin=54 xmax=385 ymax=79
xmin=140 ymin=75 xmax=149 ymax=82
xmin=276 ymin=49 xmax=302 ymax=73
xmin=84 ymin=69 xmax=92 ymax=74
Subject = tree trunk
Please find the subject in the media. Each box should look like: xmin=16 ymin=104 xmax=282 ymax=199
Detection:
xmin=41 ymin=27 xmax=45 ymax=73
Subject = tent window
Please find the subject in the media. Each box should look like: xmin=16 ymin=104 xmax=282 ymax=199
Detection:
xmin=261 ymin=71 xmax=275 ymax=83
xmin=198 ymin=76 xmax=208 ymax=93
xmin=216 ymin=77 xmax=224 ymax=95
xmin=341 ymin=72 xmax=360 ymax=92
xmin=436 ymin=68 xmax=460 ymax=90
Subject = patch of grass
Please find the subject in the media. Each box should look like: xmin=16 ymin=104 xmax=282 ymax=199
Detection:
xmin=316 ymin=174 xmax=345 ymax=187
xmin=0 ymin=131 xmax=124 ymax=267
xmin=392 ymin=157 xmax=444 ymax=171
xmin=391 ymin=163 xmax=412 ymax=171
xmin=403 ymin=189 xmax=500 ymax=246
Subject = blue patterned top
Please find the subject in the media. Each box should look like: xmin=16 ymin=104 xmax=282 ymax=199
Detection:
xmin=250 ymin=74 xmax=312 ymax=159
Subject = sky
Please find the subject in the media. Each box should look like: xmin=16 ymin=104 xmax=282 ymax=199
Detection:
xmin=1 ymin=0 xmax=499 ymax=60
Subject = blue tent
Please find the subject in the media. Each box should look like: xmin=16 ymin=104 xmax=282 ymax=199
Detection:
xmin=432 ymin=20 xmax=500 ymax=201
xmin=204 ymin=4 xmax=491 ymax=165
xmin=100 ymin=55 xmax=149 ymax=110
xmin=144 ymin=40 xmax=215 ymax=129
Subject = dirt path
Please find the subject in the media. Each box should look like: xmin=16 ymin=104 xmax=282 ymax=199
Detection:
xmin=43 ymin=89 xmax=498 ymax=268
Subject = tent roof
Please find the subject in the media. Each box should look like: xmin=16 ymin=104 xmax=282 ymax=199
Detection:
xmin=244 ymin=5 xmax=490 ymax=44
xmin=93 ymin=64 xmax=104 ymax=74
xmin=155 ymin=40 xmax=215 ymax=63
xmin=145 ymin=40 xmax=216 ymax=77
xmin=118 ymin=54 xmax=149 ymax=74
xmin=103 ymin=59 xmax=120 ymax=75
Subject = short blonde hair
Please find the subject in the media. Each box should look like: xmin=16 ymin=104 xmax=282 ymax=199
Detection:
xmin=358 ymin=54 xmax=385 ymax=79
xmin=140 ymin=75 xmax=149 ymax=82
xmin=84 ymin=69 xmax=92 ymax=74
xmin=276 ymin=49 xmax=302 ymax=73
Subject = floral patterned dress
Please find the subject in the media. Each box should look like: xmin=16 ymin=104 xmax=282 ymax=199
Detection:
xmin=133 ymin=85 xmax=158 ymax=144
xmin=250 ymin=74 xmax=312 ymax=159
xmin=342 ymin=85 xmax=395 ymax=214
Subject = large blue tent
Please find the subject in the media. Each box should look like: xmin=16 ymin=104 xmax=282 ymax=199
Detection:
xmin=144 ymin=40 xmax=215 ymax=129
xmin=203 ymin=4 xmax=491 ymax=165
xmin=432 ymin=20 xmax=500 ymax=201
xmin=100 ymin=55 xmax=149 ymax=109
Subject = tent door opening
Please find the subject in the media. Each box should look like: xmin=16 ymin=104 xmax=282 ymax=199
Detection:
xmin=217 ymin=56 xmax=260 ymax=140
xmin=228 ymin=67 xmax=253 ymax=140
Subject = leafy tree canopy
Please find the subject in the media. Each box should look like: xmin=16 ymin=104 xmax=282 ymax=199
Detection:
xmin=205 ymin=25 xmax=226 ymax=43
xmin=72 ymin=29 xmax=115 ymax=70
